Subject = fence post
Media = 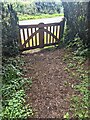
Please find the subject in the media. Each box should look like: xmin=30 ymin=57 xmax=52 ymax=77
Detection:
xmin=18 ymin=27 xmax=23 ymax=51
xmin=60 ymin=18 xmax=65 ymax=39
xmin=38 ymin=23 xmax=44 ymax=48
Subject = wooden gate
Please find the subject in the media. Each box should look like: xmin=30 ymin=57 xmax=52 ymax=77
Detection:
xmin=19 ymin=18 xmax=65 ymax=51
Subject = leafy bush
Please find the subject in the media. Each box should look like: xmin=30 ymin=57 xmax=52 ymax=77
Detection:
xmin=2 ymin=3 xmax=19 ymax=57
xmin=62 ymin=2 xmax=89 ymax=56
xmin=71 ymin=65 xmax=89 ymax=119
xmin=1 ymin=57 xmax=33 ymax=119
xmin=11 ymin=1 xmax=63 ymax=16
xmin=63 ymin=52 xmax=89 ymax=119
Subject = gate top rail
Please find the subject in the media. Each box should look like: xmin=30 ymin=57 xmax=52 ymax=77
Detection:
xmin=19 ymin=18 xmax=65 ymax=29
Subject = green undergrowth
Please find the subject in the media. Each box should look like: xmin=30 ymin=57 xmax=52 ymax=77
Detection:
xmin=63 ymin=49 xmax=89 ymax=120
xmin=18 ymin=13 xmax=64 ymax=21
xmin=1 ymin=57 xmax=33 ymax=119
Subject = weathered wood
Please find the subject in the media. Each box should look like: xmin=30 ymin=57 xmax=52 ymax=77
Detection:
xmin=46 ymin=27 xmax=48 ymax=44
xmin=27 ymin=28 xmax=30 ymax=47
xmin=49 ymin=26 xmax=52 ymax=43
xmin=38 ymin=23 xmax=44 ymax=48
xmin=35 ymin=28 xmax=37 ymax=46
xmin=31 ymin=28 xmax=34 ymax=46
xmin=18 ymin=28 xmax=23 ymax=50
xmin=58 ymin=26 xmax=61 ymax=40
xmin=19 ymin=18 xmax=65 ymax=51
xmin=56 ymin=26 xmax=58 ymax=41
xmin=43 ymin=28 xmax=60 ymax=42
xmin=22 ymin=29 xmax=26 ymax=48
xmin=19 ymin=24 xmax=38 ymax=29
xmin=19 ymin=20 xmax=64 ymax=29
xmin=60 ymin=18 xmax=65 ymax=38
xmin=52 ymin=26 xmax=55 ymax=43
xmin=20 ymin=42 xmax=58 ymax=51
xmin=22 ymin=29 xmax=40 ymax=48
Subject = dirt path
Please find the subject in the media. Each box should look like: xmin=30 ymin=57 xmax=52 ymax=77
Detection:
xmin=22 ymin=48 xmax=77 ymax=118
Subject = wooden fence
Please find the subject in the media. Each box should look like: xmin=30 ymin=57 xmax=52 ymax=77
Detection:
xmin=19 ymin=18 xmax=65 ymax=51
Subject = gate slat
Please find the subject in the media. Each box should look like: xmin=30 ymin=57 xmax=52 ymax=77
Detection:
xmin=46 ymin=27 xmax=48 ymax=44
xmin=22 ymin=29 xmax=26 ymax=48
xmin=52 ymin=26 xmax=55 ymax=43
xmin=56 ymin=26 xmax=58 ymax=41
xmin=44 ymin=28 xmax=60 ymax=42
xmin=31 ymin=28 xmax=34 ymax=46
xmin=19 ymin=18 xmax=65 ymax=51
xmin=19 ymin=29 xmax=23 ymax=50
xmin=58 ymin=26 xmax=61 ymax=39
xmin=54 ymin=26 xmax=57 ymax=43
xmin=51 ymin=27 xmax=52 ymax=43
xmin=27 ymin=28 xmax=30 ymax=47
xmin=49 ymin=26 xmax=51 ymax=43
xmin=22 ymin=29 xmax=40 ymax=47
xmin=48 ymin=27 xmax=50 ymax=44
xmin=35 ymin=28 xmax=37 ymax=46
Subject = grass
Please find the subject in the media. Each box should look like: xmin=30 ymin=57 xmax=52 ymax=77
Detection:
xmin=18 ymin=13 xmax=64 ymax=21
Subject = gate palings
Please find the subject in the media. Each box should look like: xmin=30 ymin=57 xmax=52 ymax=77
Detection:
xmin=19 ymin=18 xmax=65 ymax=51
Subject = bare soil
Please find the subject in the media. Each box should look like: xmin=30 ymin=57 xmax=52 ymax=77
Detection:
xmin=22 ymin=48 xmax=78 ymax=118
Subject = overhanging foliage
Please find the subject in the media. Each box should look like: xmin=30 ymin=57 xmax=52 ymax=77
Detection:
xmin=2 ymin=3 xmax=19 ymax=57
xmin=62 ymin=2 xmax=89 ymax=52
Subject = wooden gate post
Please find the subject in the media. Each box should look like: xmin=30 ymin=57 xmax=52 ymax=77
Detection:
xmin=18 ymin=27 xmax=23 ymax=51
xmin=38 ymin=23 xmax=44 ymax=48
xmin=60 ymin=18 xmax=65 ymax=39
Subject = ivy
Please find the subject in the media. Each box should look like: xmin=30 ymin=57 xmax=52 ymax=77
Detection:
xmin=1 ymin=57 xmax=33 ymax=119
xmin=63 ymin=51 xmax=89 ymax=119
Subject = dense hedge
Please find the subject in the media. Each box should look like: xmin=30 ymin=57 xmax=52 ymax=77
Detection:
xmin=2 ymin=3 xmax=19 ymax=57
xmin=62 ymin=2 xmax=90 ymax=119
xmin=34 ymin=2 xmax=62 ymax=14
xmin=87 ymin=2 xmax=90 ymax=50
xmin=12 ymin=1 xmax=63 ymax=15
xmin=62 ymin=2 xmax=89 ymax=56
xmin=1 ymin=4 xmax=33 ymax=119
